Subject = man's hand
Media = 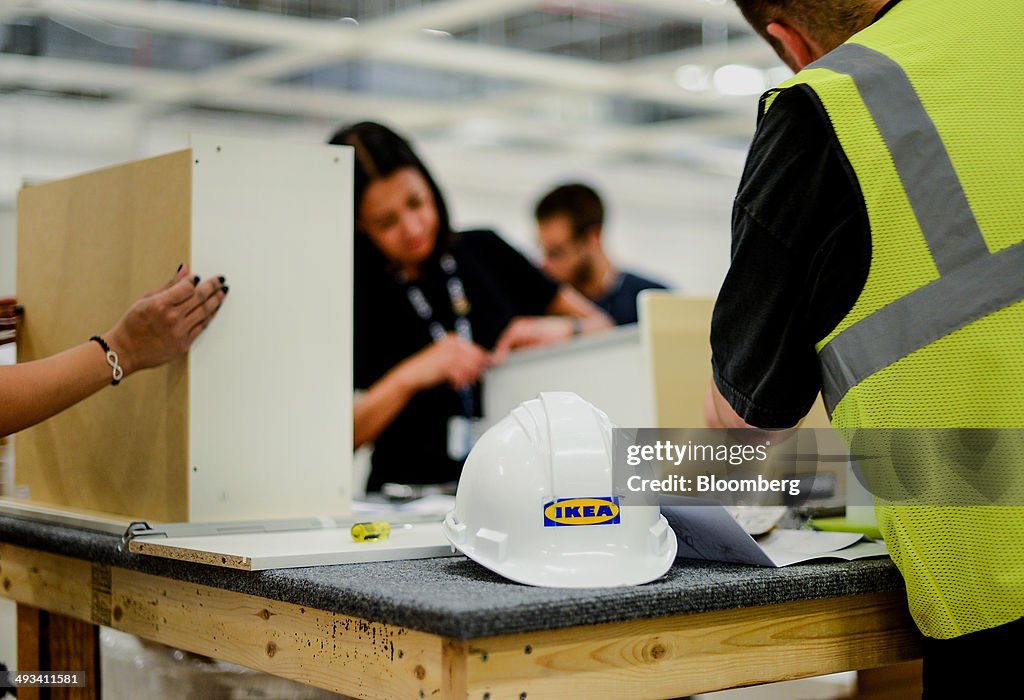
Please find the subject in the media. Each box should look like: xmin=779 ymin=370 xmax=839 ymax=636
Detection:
xmin=492 ymin=316 xmax=577 ymax=364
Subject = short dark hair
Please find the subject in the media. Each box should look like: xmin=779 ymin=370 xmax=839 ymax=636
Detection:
xmin=327 ymin=121 xmax=453 ymax=246
xmin=733 ymin=1 xmax=876 ymax=54
xmin=534 ymin=183 xmax=604 ymax=242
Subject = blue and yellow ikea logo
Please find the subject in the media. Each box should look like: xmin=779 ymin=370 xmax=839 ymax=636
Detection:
xmin=543 ymin=497 xmax=620 ymax=527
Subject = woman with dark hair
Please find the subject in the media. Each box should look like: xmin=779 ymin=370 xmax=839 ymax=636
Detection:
xmin=330 ymin=121 xmax=611 ymax=492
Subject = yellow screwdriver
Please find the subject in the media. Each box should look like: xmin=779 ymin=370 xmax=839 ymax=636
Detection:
xmin=350 ymin=521 xmax=391 ymax=542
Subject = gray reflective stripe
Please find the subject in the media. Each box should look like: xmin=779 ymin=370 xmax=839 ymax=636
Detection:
xmin=811 ymin=44 xmax=990 ymax=274
xmin=820 ymin=241 xmax=1024 ymax=415
xmin=810 ymin=42 xmax=1008 ymax=415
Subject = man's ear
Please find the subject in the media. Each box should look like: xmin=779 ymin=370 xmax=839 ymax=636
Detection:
xmin=766 ymin=20 xmax=825 ymax=71
xmin=584 ymin=225 xmax=602 ymax=251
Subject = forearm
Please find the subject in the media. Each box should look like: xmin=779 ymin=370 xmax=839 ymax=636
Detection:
xmin=576 ymin=307 xmax=614 ymax=334
xmin=705 ymin=378 xmax=800 ymax=438
xmin=545 ymin=286 xmax=614 ymax=333
xmin=353 ymin=363 xmax=421 ymax=450
xmin=706 ymin=378 xmax=754 ymax=429
xmin=0 ymin=342 xmax=114 ymax=437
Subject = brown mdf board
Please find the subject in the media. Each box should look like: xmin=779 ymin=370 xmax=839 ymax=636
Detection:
xmin=16 ymin=150 xmax=192 ymax=521
xmin=639 ymin=292 xmax=831 ymax=429
xmin=15 ymin=135 xmax=354 ymax=523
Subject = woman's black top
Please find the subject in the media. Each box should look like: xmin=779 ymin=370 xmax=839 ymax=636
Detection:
xmin=354 ymin=229 xmax=559 ymax=491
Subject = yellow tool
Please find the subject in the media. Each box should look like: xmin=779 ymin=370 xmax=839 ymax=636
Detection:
xmin=350 ymin=521 xmax=391 ymax=542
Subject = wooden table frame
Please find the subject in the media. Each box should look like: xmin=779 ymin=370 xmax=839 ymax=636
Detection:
xmin=0 ymin=543 xmax=923 ymax=699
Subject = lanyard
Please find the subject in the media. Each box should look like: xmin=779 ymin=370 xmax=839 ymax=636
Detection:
xmin=402 ymin=254 xmax=472 ymax=343
xmin=399 ymin=254 xmax=475 ymax=417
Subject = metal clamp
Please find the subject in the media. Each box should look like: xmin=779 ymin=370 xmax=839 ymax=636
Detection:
xmin=120 ymin=520 xmax=154 ymax=551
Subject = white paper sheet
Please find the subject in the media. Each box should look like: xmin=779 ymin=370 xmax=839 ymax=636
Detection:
xmin=661 ymin=496 xmax=888 ymax=567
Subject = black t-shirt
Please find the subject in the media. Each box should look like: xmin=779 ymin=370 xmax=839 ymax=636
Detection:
xmin=711 ymin=0 xmax=904 ymax=429
xmin=595 ymin=270 xmax=668 ymax=326
xmin=354 ymin=229 xmax=559 ymax=491
xmin=710 ymin=83 xmax=871 ymax=429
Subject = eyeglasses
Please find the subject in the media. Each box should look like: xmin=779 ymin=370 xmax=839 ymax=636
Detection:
xmin=542 ymin=238 xmax=586 ymax=262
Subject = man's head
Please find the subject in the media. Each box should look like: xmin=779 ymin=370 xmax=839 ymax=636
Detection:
xmin=733 ymin=1 xmax=885 ymax=71
xmin=534 ymin=183 xmax=605 ymax=290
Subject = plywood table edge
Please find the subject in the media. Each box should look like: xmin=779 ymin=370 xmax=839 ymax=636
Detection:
xmin=0 ymin=543 xmax=922 ymax=700
xmin=462 ymin=591 xmax=923 ymax=699
xmin=0 ymin=543 xmax=449 ymax=699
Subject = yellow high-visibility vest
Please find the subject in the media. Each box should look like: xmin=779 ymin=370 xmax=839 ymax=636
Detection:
xmin=765 ymin=0 xmax=1024 ymax=639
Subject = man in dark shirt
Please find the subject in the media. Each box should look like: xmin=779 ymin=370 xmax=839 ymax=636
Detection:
xmin=710 ymin=8 xmax=879 ymax=429
xmin=535 ymin=182 xmax=668 ymax=325
xmin=708 ymin=0 xmax=1023 ymax=694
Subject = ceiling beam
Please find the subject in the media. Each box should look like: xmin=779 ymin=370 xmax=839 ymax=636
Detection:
xmin=0 ymin=53 xmax=457 ymax=122
xmin=624 ymin=35 xmax=777 ymax=74
xmin=12 ymin=0 xmax=539 ymax=67
xmin=10 ymin=0 xmax=334 ymax=45
xmin=0 ymin=0 xmax=25 ymax=23
xmin=0 ymin=0 xmax=765 ymax=191
xmin=621 ymin=0 xmax=745 ymax=25
xmin=373 ymin=36 xmax=758 ymax=111
xmin=0 ymin=52 xmax=182 ymax=92
xmin=107 ymin=0 xmax=540 ymax=109
xmin=6 ymin=1 xmax=764 ymax=117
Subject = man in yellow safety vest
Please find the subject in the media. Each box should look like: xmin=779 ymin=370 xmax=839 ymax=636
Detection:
xmin=706 ymin=1 xmax=1024 ymax=695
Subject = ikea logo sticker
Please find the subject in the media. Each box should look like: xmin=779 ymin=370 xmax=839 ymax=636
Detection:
xmin=543 ymin=497 xmax=620 ymax=527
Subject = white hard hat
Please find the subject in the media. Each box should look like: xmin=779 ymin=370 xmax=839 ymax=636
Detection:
xmin=443 ymin=392 xmax=676 ymax=587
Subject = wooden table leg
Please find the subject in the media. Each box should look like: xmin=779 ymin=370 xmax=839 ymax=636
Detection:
xmin=855 ymin=661 xmax=923 ymax=699
xmin=16 ymin=604 xmax=100 ymax=700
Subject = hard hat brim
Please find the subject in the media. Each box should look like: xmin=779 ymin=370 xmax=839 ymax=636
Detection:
xmin=443 ymin=512 xmax=678 ymax=588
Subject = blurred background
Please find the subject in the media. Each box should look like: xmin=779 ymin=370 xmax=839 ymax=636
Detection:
xmin=0 ymin=0 xmax=789 ymax=297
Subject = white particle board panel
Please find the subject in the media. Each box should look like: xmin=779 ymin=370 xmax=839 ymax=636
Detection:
xmin=129 ymin=522 xmax=455 ymax=571
xmin=188 ymin=134 xmax=353 ymax=521
xmin=483 ymin=325 xmax=653 ymax=428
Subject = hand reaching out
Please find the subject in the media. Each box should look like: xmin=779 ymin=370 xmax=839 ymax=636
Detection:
xmin=0 ymin=264 xmax=229 ymax=437
xmin=491 ymin=316 xmax=576 ymax=364
xmin=104 ymin=264 xmax=228 ymax=376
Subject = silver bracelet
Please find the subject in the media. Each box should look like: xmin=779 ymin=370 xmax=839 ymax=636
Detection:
xmin=89 ymin=336 xmax=123 ymax=385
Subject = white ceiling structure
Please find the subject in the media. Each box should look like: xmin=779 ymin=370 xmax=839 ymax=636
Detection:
xmin=0 ymin=0 xmax=787 ymax=293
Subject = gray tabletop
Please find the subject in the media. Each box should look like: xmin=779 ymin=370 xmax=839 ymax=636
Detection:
xmin=0 ymin=514 xmax=905 ymax=640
